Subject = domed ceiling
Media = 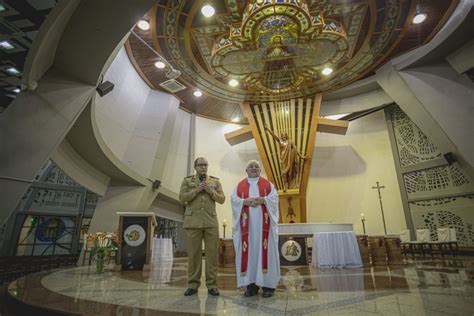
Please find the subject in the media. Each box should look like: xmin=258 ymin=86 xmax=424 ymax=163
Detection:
xmin=126 ymin=0 xmax=457 ymax=122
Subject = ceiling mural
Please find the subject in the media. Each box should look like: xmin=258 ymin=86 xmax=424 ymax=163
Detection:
xmin=126 ymin=0 xmax=457 ymax=121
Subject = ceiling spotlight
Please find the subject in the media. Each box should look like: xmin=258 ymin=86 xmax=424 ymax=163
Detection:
xmin=12 ymin=88 xmax=20 ymax=93
xmin=0 ymin=40 xmax=14 ymax=50
xmin=322 ymin=67 xmax=333 ymax=76
xmin=201 ymin=5 xmax=215 ymax=17
xmin=0 ymin=4 xmax=6 ymax=12
xmin=232 ymin=117 xmax=240 ymax=123
xmin=137 ymin=19 xmax=150 ymax=31
xmin=413 ymin=13 xmax=427 ymax=24
xmin=154 ymin=61 xmax=166 ymax=69
xmin=228 ymin=79 xmax=239 ymax=87
xmin=193 ymin=90 xmax=203 ymax=97
xmin=5 ymin=67 xmax=20 ymax=75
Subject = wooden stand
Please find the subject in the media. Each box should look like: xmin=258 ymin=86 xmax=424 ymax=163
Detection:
xmin=384 ymin=236 xmax=404 ymax=265
xmin=218 ymin=239 xmax=235 ymax=268
xmin=116 ymin=212 xmax=157 ymax=271
xmin=356 ymin=235 xmax=371 ymax=266
xmin=369 ymin=236 xmax=388 ymax=266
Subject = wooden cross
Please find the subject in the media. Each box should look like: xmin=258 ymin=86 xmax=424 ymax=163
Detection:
xmin=372 ymin=181 xmax=387 ymax=235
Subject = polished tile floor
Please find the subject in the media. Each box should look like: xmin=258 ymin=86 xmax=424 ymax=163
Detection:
xmin=7 ymin=257 xmax=474 ymax=315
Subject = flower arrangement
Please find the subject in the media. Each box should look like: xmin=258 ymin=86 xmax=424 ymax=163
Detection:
xmin=87 ymin=232 xmax=119 ymax=273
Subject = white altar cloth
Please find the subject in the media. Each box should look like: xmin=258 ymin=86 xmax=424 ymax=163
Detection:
xmin=312 ymin=231 xmax=362 ymax=268
xmin=151 ymin=238 xmax=173 ymax=261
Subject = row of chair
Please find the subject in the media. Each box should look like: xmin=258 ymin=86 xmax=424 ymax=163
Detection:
xmin=0 ymin=254 xmax=79 ymax=285
xmin=399 ymin=228 xmax=458 ymax=257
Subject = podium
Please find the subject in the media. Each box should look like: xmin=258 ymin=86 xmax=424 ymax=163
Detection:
xmin=116 ymin=212 xmax=157 ymax=271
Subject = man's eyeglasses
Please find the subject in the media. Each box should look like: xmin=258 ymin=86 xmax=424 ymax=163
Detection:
xmin=196 ymin=164 xmax=208 ymax=167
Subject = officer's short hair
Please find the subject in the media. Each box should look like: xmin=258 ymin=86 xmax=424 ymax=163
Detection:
xmin=246 ymin=160 xmax=261 ymax=169
xmin=194 ymin=157 xmax=207 ymax=167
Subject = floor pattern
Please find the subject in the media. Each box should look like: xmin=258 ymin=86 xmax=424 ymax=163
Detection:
xmin=7 ymin=257 xmax=474 ymax=315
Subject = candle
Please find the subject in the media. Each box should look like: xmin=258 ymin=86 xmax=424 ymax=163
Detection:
xmin=361 ymin=213 xmax=365 ymax=220
xmin=223 ymin=219 xmax=227 ymax=226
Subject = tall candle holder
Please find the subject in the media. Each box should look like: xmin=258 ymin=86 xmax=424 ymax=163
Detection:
xmin=361 ymin=213 xmax=366 ymax=235
xmin=222 ymin=219 xmax=227 ymax=239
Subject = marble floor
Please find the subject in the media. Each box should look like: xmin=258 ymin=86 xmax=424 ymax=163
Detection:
xmin=7 ymin=257 xmax=474 ymax=315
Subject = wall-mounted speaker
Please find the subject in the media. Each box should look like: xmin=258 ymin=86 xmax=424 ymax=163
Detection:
xmin=96 ymin=81 xmax=114 ymax=97
xmin=444 ymin=152 xmax=457 ymax=165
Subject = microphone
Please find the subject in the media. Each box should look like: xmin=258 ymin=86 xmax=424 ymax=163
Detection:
xmin=199 ymin=175 xmax=206 ymax=182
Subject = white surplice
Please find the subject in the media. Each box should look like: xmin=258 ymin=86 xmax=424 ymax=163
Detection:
xmin=231 ymin=177 xmax=280 ymax=289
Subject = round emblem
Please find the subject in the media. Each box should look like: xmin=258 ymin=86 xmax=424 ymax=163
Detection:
xmin=124 ymin=224 xmax=146 ymax=247
xmin=281 ymin=240 xmax=302 ymax=262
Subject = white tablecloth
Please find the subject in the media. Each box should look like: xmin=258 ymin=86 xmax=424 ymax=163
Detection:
xmin=151 ymin=238 xmax=173 ymax=261
xmin=312 ymin=231 xmax=362 ymax=268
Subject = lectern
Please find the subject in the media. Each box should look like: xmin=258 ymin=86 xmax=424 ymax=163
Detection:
xmin=116 ymin=212 xmax=157 ymax=271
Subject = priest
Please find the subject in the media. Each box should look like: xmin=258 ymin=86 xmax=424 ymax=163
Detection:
xmin=231 ymin=160 xmax=280 ymax=298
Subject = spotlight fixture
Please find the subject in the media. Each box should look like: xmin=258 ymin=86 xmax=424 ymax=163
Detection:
xmin=137 ymin=19 xmax=150 ymax=31
xmin=0 ymin=40 xmax=14 ymax=50
xmin=201 ymin=5 xmax=215 ymax=17
xmin=321 ymin=67 xmax=333 ymax=76
xmin=413 ymin=13 xmax=427 ymax=24
xmin=12 ymin=88 xmax=20 ymax=93
xmin=232 ymin=117 xmax=240 ymax=123
xmin=96 ymin=81 xmax=115 ymax=97
xmin=193 ymin=90 xmax=203 ymax=97
xmin=154 ymin=61 xmax=166 ymax=69
xmin=228 ymin=79 xmax=239 ymax=87
xmin=0 ymin=4 xmax=6 ymax=12
xmin=5 ymin=67 xmax=20 ymax=75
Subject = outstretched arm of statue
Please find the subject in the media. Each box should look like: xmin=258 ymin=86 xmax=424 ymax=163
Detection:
xmin=264 ymin=125 xmax=279 ymax=142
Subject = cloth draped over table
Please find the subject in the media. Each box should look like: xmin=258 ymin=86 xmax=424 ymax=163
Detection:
xmin=231 ymin=177 xmax=280 ymax=289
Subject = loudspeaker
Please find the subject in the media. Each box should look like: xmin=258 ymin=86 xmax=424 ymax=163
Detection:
xmin=96 ymin=81 xmax=114 ymax=97
xmin=152 ymin=180 xmax=161 ymax=190
xmin=444 ymin=152 xmax=457 ymax=165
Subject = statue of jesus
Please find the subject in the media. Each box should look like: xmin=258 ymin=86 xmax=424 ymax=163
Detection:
xmin=264 ymin=126 xmax=306 ymax=190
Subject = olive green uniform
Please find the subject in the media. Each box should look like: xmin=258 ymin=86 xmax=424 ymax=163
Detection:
xmin=179 ymin=175 xmax=225 ymax=290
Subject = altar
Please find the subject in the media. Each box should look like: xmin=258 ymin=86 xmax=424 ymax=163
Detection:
xmin=278 ymin=223 xmax=358 ymax=267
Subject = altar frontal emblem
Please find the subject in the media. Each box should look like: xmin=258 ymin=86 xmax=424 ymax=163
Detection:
xmin=124 ymin=224 xmax=146 ymax=247
xmin=281 ymin=240 xmax=302 ymax=262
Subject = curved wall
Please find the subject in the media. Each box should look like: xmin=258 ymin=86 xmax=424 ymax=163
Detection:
xmin=94 ymin=47 xmax=190 ymax=190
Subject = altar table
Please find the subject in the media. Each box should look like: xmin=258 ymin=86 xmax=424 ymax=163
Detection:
xmin=312 ymin=231 xmax=363 ymax=268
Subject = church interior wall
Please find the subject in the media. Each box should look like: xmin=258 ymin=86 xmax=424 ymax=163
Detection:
xmin=306 ymin=110 xmax=406 ymax=235
xmin=398 ymin=62 xmax=474 ymax=168
xmin=94 ymin=48 xmax=183 ymax=180
xmin=195 ymin=111 xmax=406 ymax=237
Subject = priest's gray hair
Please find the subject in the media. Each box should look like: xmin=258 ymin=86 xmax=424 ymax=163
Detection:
xmin=246 ymin=160 xmax=261 ymax=169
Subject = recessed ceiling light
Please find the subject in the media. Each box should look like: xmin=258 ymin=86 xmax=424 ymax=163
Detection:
xmin=193 ymin=90 xmax=203 ymax=97
xmin=12 ymin=88 xmax=20 ymax=93
xmin=228 ymin=79 xmax=239 ymax=87
xmin=0 ymin=4 xmax=6 ymax=12
xmin=201 ymin=5 xmax=215 ymax=17
xmin=321 ymin=67 xmax=333 ymax=76
xmin=0 ymin=40 xmax=14 ymax=50
xmin=154 ymin=61 xmax=165 ymax=69
xmin=5 ymin=67 xmax=20 ymax=75
xmin=137 ymin=20 xmax=150 ymax=31
xmin=413 ymin=13 xmax=427 ymax=24
xmin=232 ymin=117 xmax=240 ymax=123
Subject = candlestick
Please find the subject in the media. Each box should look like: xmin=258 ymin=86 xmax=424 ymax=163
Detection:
xmin=360 ymin=213 xmax=366 ymax=235
xmin=222 ymin=219 xmax=227 ymax=239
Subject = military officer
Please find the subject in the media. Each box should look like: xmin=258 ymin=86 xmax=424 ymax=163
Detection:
xmin=179 ymin=157 xmax=225 ymax=296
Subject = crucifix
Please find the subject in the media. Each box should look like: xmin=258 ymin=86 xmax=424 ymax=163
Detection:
xmin=224 ymin=94 xmax=349 ymax=223
xmin=372 ymin=181 xmax=387 ymax=235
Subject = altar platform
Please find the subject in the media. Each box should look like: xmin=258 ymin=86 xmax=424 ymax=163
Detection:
xmin=5 ymin=256 xmax=474 ymax=315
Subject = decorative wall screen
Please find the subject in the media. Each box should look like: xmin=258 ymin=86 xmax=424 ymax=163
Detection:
xmin=387 ymin=105 xmax=474 ymax=246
